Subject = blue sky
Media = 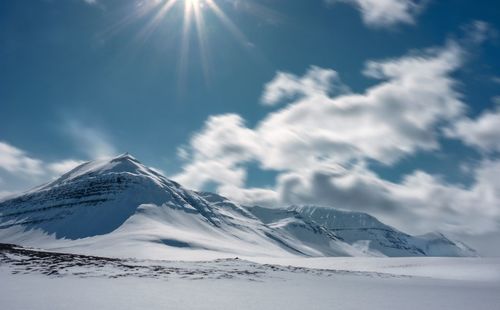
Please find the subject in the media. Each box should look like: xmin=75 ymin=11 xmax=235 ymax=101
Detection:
xmin=1 ymin=0 xmax=500 ymax=254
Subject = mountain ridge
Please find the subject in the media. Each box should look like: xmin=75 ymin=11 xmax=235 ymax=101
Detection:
xmin=0 ymin=154 xmax=476 ymax=259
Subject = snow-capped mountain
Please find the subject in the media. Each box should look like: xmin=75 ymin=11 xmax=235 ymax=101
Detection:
xmin=0 ymin=154 xmax=476 ymax=259
xmin=248 ymin=206 xmax=476 ymax=257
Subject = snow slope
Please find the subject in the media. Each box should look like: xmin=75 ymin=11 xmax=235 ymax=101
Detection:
xmin=249 ymin=206 xmax=476 ymax=257
xmin=0 ymin=154 xmax=476 ymax=259
xmin=1 ymin=244 xmax=499 ymax=310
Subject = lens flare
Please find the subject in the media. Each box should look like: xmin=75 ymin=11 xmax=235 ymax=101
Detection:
xmin=109 ymin=0 xmax=281 ymax=93
xmin=185 ymin=0 xmax=200 ymax=6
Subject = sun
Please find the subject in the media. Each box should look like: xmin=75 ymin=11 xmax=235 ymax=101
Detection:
xmin=137 ymin=0 xmax=251 ymax=83
xmin=116 ymin=0 xmax=276 ymax=91
xmin=185 ymin=0 xmax=202 ymax=7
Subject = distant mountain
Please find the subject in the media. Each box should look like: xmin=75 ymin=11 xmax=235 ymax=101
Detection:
xmin=0 ymin=154 xmax=476 ymax=259
xmin=249 ymin=206 xmax=476 ymax=257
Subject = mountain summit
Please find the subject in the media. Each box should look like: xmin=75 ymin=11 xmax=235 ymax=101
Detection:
xmin=0 ymin=152 xmax=214 ymax=239
xmin=0 ymin=154 xmax=476 ymax=259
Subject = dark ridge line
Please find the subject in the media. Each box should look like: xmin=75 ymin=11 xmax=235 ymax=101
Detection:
xmin=0 ymin=198 xmax=110 ymax=218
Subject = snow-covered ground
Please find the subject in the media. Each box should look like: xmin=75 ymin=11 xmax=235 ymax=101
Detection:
xmin=1 ymin=155 xmax=496 ymax=309
xmin=1 ymin=244 xmax=499 ymax=310
xmin=246 ymin=256 xmax=500 ymax=282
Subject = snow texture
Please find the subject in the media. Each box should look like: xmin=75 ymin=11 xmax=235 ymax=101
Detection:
xmin=0 ymin=155 xmax=495 ymax=310
xmin=0 ymin=153 xmax=476 ymax=260
xmin=0 ymin=244 xmax=499 ymax=310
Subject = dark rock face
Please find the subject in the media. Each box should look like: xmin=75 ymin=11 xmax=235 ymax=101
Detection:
xmin=0 ymin=174 xmax=128 ymax=228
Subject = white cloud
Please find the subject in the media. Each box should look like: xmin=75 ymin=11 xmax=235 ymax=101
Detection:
xmin=177 ymin=41 xmax=466 ymax=189
xmin=174 ymin=35 xmax=500 ymax=236
xmin=47 ymin=159 xmax=85 ymax=175
xmin=461 ymin=20 xmax=494 ymax=45
xmin=0 ymin=141 xmax=86 ymax=180
xmin=255 ymin=42 xmax=464 ymax=170
xmin=326 ymin=0 xmax=428 ymax=27
xmin=0 ymin=123 xmax=117 ymax=195
xmin=66 ymin=121 xmax=117 ymax=160
xmin=275 ymin=161 xmax=500 ymax=235
xmin=218 ymin=185 xmax=279 ymax=208
xmin=173 ymin=114 xmax=260 ymax=189
xmin=445 ymin=107 xmax=500 ymax=153
xmin=0 ymin=141 xmax=88 ymax=196
xmin=261 ymin=66 xmax=349 ymax=106
xmin=0 ymin=142 xmax=44 ymax=177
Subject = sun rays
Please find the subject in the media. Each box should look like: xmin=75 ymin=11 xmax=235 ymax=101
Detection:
xmin=93 ymin=0 xmax=284 ymax=96
xmin=119 ymin=0 xmax=265 ymax=91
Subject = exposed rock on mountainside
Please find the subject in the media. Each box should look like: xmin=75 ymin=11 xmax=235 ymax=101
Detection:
xmin=0 ymin=154 xmax=476 ymax=259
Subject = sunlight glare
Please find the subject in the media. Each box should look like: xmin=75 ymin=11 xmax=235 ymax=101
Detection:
xmin=118 ymin=0 xmax=267 ymax=93
xmin=185 ymin=0 xmax=201 ymax=8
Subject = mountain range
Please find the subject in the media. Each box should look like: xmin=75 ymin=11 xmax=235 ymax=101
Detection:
xmin=0 ymin=153 xmax=476 ymax=259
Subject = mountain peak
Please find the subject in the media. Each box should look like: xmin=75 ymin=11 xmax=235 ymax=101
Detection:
xmin=36 ymin=153 xmax=166 ymax=191
xmin=112 ymin=152 xmax=137 ymax=162
xmin=107 ymin=153 xmax=144 ymax=170
xmin=0 ymin=153 xmax=477 ymax=257
xmin=73 ymin=154 xmax=144 ymax=176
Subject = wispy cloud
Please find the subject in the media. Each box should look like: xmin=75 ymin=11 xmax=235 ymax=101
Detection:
xmin=0 ymin=142 xmax=44 ymax=177
xmin=0 ymin=122 xmax=117 ymax=195
xmin=0 ymin=190 xmax=15 ymax=201
xmin=261 ymin=66 xmax=350 ymax=106
xmin=66 ymin=121 xmax=117 ymax=160
xmin=446 ymin=106 xmax=500 ymax=154
xmin=325 ymin=0 xmax=428 ymax=28
xmin=47 ymin=159 xmax=85 ymax=175
xmin=0 ymin=141 xmax=83 ymax=183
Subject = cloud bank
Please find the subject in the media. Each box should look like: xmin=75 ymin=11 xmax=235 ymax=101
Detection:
xmin=174 ymin=33 xmax=500 ymax=236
